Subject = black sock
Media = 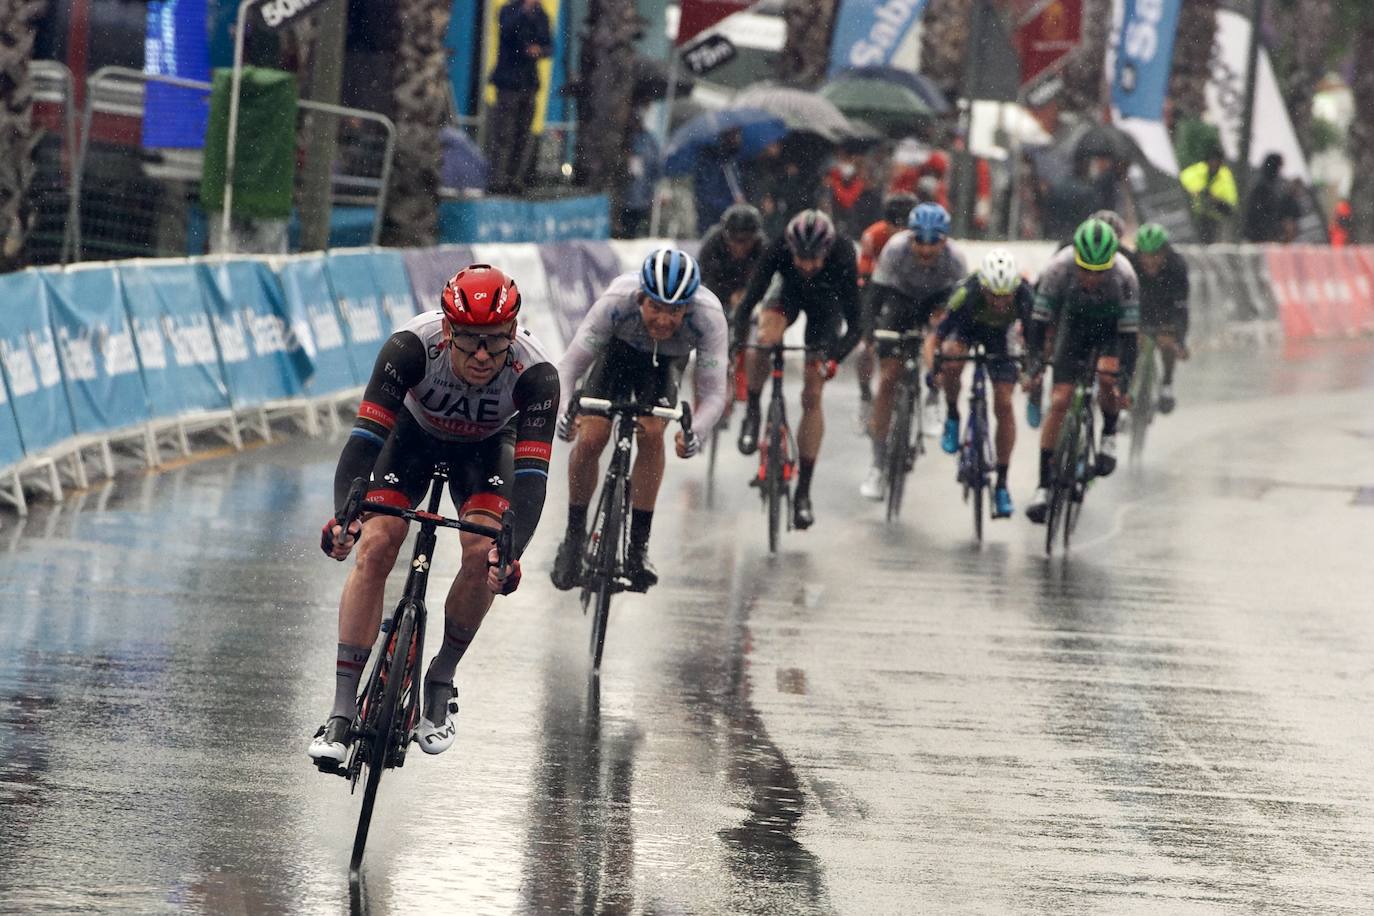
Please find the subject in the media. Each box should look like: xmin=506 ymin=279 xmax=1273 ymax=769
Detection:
xmin=859 ymin=381 xmax=872 ymax=401
xmin=996 ymin=464 xmax=1009 ymax=490
xmin=946 ymin=405 xmax=960 ymax=422
xmin=1039 ymin=448 xmax=1053 ymax=488
xmin=1162 ymin=364 xmax=1175 ymax=385
xmin=567 ymin=504 xmax=588 ymax=537
xmin=797 ymin=458 xmax=816 ymax=497
xmin=630 ymin=508 xmax=653 ymax=547
xmin=746 ymin=392 xmax=761 ymax=414
xmin=1102 ymin=412 xmax=1118 ymax=436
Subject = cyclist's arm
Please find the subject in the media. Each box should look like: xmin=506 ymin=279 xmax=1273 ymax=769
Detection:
xmin=828 ymin=245 xmax=863 ymax=361
xmin=690 ymin=301 xmax=730 ymax=432
xmin=934 ymin=282 xmax=972 ymax=344
xmin=1116 ymin=280 xmax=1141 ymax=385
xmin=733 ymin=241 xmax=785 ymax=344
xmin=332 ymin=330 xmax=426 ymax=511
xmin=556 ymin=294 xmax=615 ymax=418
xmin=1172 ymin=254 xmax=1191 ymax=344
xmin=510 ymin=362 xmax=560 ymax=557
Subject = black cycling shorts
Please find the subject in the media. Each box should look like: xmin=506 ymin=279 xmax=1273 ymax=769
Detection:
xmin=368 ymin=408 xmax=514 ymax=517
xmin=763 ymin=299 xmax=841 ymax=354
xmin=581 ymin=336 xmax=687 ymax=408
xmin=1051 ymin=319 xmax=1120 ymax=384
xmin=945 ymin=325 xmax=1018 ymax=384
xmin=874 ymin=295 xmax=942 ymax=359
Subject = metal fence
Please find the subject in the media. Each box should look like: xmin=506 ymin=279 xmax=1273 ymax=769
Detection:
xmin=68 ymin=67 xmax=396 ymax=262
xmin=27 ymin=60 xmax=77 ymax=266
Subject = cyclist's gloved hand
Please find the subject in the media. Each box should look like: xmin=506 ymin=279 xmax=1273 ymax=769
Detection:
xmin=676 ymin=428 xmax=702 ymax=459
xmin=822 ymin=358 xmax=839 ymax=381
xmin=321 ymin=516 xmax=362 ymax=561
xmin=487 ymin=546 xmax=521 ymax=595
xmin=556 ymin=410 xmax=575 ymax=442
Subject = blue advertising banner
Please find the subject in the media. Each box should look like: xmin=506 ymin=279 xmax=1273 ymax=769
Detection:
xmin=402 ymin=246 xmax=475 ymax=314
xmin=322 ymin=251 xmax=393 ymax=382
xmin=538 ymin=240 xmax=622 ymax=345
xmin=275 ymin=255 xmax=359 ymax=393
xmin=0 ymin=367 xmax=23 ymax=466
xmin=0 ymin=270 xmax=76 ymax=454
xmin=827 ymin=0 xmax=929 ymax=75
xmin=365 ymin=250 xmax=423 ymax=330
xmin=438 ymin=195 xmax=610 ymax=244
xmin=144 ymin=0 xmax=212 ymax=148
xmin=198 ymin=260 xmax=314 ymax=406
xmin=117 ymin=262 xmax=230 ymax=417
xmin=1111 ymin=0 xmax=1183 ymax=121
xmin=42 ymin=267 xmax=150 ymax=435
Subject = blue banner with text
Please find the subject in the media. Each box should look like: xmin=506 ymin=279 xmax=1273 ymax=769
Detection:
xmin=276 ymin=255 xmax=359 ymax=393
xmin=198 ymin=260 xmax=315 ymax=406
xmin=1111 ymin=0 xmax=1183 ymax=122
xmin=0 ymin=270 xmax=76 ymax=454
xmin=828 ymin=0 xmax=929 ymax=75
xmin=322 ymin=251 xmax=393 ymax=383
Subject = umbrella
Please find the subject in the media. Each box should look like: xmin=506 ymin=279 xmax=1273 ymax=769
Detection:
xmin=819 ymin=77 xmax=936 ymax=137
xmin=663 ymin=107 xmax=788 ymax=176
xmin=440 ymin=126 xmax=488 ymax=190
xmin=1073 ymin=122 xmax=1135 ymax=162
xmin=833 ymin=66 xmax=951 ymax=115
xmin=730 ymin=84 xmax=854 ymax=143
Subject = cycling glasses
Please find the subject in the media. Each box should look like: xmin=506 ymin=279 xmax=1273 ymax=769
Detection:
xmin=448 ymin=329 xmax=514 ymax=356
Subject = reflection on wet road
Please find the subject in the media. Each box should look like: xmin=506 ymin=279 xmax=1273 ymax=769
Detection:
xmin=2 ymin=342 xmax=1373 ymax=914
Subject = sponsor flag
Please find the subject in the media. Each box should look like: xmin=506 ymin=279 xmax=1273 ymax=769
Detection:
xmin=1110 ymin=0 xmax=1182 ymax=121
xmin=827 ymin=0 xmax=930 ymax=76
xmin=677 ymin=0 xmax=751 ymax=46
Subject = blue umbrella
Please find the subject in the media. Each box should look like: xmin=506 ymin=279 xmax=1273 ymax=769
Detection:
xmin=833 ymin=66 xmax=951 ymax=115
xmin=440 ymin=126 xmax=489 ymax=190
xmin=663 ymin=108 xmax=787 ymax=177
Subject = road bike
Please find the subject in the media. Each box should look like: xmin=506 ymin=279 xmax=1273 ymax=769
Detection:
xmin=1044 ymin=355 xmax=1118 ymax=556
xmin=567 ymin=394 xmax=692 ymax=672
xmin=328 ymin=468 xmax=513 ymax=879
xmin=1127 ymin=333 xmax=1158 ymax=464
xmin=871 ymin=328 xmax=926 ymax=523
xmin=938 ymin=345 xmax=1017 ymax=544
xmin=742 ymin=344 xmax=812 ymax=553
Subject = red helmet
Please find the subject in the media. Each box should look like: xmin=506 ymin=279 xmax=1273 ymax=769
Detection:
xmin=440 ymin=264 xmax=521 ymax=326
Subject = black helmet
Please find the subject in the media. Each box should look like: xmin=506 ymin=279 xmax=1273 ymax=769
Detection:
xmin=721 ymin=203 xmax=763 ymax=238
xmin=882 ymin=193 xmax=917 ymax=226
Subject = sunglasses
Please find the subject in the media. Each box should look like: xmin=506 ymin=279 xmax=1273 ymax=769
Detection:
xmin=448 ymin=330 xmax=514 ymax=356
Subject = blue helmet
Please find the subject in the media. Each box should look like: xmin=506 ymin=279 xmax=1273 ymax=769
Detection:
xmin=908 ymin=203 xmax=951 ymax=244
xmin=640 ymin=248 xmax=701 ymax=306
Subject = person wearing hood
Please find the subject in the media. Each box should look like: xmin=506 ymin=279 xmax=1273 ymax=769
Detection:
xmin=1242 ymin=153 xmax=1300 ymax=243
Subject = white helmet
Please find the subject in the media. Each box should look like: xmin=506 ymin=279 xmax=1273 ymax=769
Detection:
xmin=978 ymin=248 xmax=1020 ymax=296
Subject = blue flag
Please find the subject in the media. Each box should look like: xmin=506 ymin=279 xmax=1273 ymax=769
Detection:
xmin=827 ymin=0 xmax=930 ymax=76
xmin=1111 ymin=0 xmax=1183 ymax=122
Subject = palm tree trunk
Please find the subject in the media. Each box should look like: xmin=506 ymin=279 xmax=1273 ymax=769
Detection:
xmin=919 ymin=0 xmax=972 ymax=101
xmin=1346 ymin=15 xmax=1374 ymax=241
xmin=1058 ymin=0 xmax=1110 ymax=118
xmin=1167 ymin=0 xmax=1219 ymax=125
xmin=777 ymin=0 xmax=837 ymax=89
xmin=572 ymin=0 xmax=638 ymax=199
xmin=380 ymin=0 xmax=451 ymax=247
xmin=0 ymin=0 xmax=48 ymax=272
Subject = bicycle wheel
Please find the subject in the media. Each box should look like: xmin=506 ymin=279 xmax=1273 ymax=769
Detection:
xmin=1064 ymin=415 xmax=1094 ymax=549
xmin=589 ymin=475 xmax=624 ymax=671
xmin=765 ymin=406 xmax=784 ymax=554
xmin=1129 ymin=340 xmax=1156 ymax=464
xmin=885 ymin=382 xmax=914 ymax=523
xmin=350 ymin=605 xmax=415 ymax=875
xmin=970 ymin=412 xmax=986 ymax=545
xmin=1044 ymin=411 xmax=1079 ymax=556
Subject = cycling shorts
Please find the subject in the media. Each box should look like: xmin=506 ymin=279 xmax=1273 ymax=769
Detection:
xmin=762 ymin=300 xmax=841 ymax=355
xmin=1051 ymin=319 xmax=1120 ymax=384
xmin=874 ymin=294 xmax=943 ymax=359
xmin=581 ymin=336 xmax=687 ymax=409
xmin=945 ymin=327 xmax=1018 ymax=384
xmin=368 ymin=408 xmax=513 ymax=517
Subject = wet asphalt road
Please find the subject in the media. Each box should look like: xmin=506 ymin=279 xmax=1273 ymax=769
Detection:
xmin=2 ymin=341 xmax=1374 ymax=915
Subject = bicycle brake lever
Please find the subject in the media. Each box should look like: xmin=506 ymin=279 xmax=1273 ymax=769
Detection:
xmin=338 ymin=477 xmax=367 ymax=527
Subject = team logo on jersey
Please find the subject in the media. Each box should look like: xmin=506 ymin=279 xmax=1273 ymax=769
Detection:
xmin=488 ymin=475 xmax=504 ymax=487
xmin=384 ymin=473 xmax=399 ymax=484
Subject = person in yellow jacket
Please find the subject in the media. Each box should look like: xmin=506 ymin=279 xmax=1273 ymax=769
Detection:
xmin=1179 ymin=146 xmax=1238 ymax=243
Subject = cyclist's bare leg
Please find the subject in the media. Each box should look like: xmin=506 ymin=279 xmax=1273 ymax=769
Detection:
xmin=338 ymin=515 xmax=409 ymax=647
xmin=442 ymin=525 xmax=499 ymax=631
xmin=1156 ymin=332 xmax=1179 ymax=384
xmin=1039 ymin=382 xmax=1075 ymax=451
xmin=567 ymin=415 xmax=612 ymax=508
xmin=747 ymin=309 xmax=787 ymax=397
xmin=868 ymin=357 xmax=902 ymax=460
xmin=1096 ymin=355 xmax=1122 ymax=422
xmin=798 ymin=360 xmax=827 ymax=462
xmin=992 ymin=382 xmax=1016 ymax=465
xmin=922 ymin=310 xmax=945 ymax=378
xmin=631 ymin=417 xmax=668 ymax=511
xmin=939 ymin=339 xmax=968 ymax=408
xmin=856 ymin=339 xmax=875 ymax=398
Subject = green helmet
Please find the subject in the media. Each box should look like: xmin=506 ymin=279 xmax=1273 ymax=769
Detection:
xmin=1136 ymin=222 xmax=1169 ymax=254
xmin=1073 ymin=218 xmax=1119 ymax=271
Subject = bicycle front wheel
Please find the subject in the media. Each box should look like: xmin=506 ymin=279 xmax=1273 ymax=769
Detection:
xmin=766 ymin=412 xmax=784 ymax=554
xmin=351 ymin=605 xmax=416 ymax=875
xmin=589 ymin=476 xmax=625 ymax=670
xmin=1045 ymin=412 xmax=1079 ymax=556
xmin=1129 ymin=341 xmax=1156 ymax=464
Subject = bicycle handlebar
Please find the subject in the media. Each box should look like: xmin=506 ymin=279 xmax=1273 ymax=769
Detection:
xmin=336 ymin=477 xmax=514 ymax=572
xmin=872 ymin=329 xmax=924 ymax=342
xmin=576 ymin=395 xmax=685 ymax=424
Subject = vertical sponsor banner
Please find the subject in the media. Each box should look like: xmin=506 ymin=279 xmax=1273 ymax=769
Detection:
xmin=827 ymin=0 xmax=929 ymax=75
xmin=538 ymin=240 xmax=622 ymax=345
xmin=275 ymin=255 xmax=358 ymax=394
xmin=323 ymin=251 xmax=393 ymax=382
xmin=365 ymin=250 xmax=423 ymax=329
xmin=42 ymin=267 xmax=150 ymax=435
xmin=198 ymin=260 xmax=314 ymax=406
xmin=0 ymin=361 xmax=24 ymax=465
xmin=402 ymin=246 xmax=476 ymax=315
xmin=144 ymin=0 xmax=212 ymax=148
xmin=471 ymin=243 xmax=563 ymax=359
xmin=1109 ymin=0 xmax=1182 ymax=121
xmin=0 ymin=270 xmax=76 ymax=453
xmin=117 ymin=262 xmax=231 ymax=416
xmin=483 ymin=0 xmax=563 ymax=134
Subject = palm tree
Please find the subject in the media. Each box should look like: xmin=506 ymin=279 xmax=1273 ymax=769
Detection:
xmin=1167 ymin=0 xmax=1219 ymax=125
xmin=380 ymin=0 xmax=451 ymax=247
xmin=777 ymin=0 xmax=838 ymax=88
xmin=0 ymin=0 xmax=48 ymax=273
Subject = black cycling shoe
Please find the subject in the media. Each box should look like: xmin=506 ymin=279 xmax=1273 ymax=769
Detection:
xmin=624 ymin=543 xmax=658 ymax=592
xmin=792 ymin=493 xmax=815 ymax=530
xmin=550 ymin=532 xmax=585 ymax=591
xmin=738 ymin=406 xmax=760 ymax=455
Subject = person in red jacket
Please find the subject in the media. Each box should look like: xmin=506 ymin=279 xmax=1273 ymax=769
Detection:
xmin=855 ymin=193 xmax=917 ymax=414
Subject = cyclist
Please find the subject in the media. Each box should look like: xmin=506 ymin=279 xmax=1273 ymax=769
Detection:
xmin=550 ymin=249 xmax=728 ymax=592
xmin=933 ymin=248 xmax=1033 ymax=518
xmin=855 ymin=193 xmax=918 ymax=414
xmin=859 ymin=202 xmax=967 ymax=501
xmin=698 ymin=203 xmax=767 ymax=320
xmin=1126 ymin=222 xmax=1190 ymax=413
xmin=1024 ymin=218 xmax=1139 ymax=523
xmin=733 ymin=209 xmax=861 ymax=530
xmin=310 ymin=265 xmax=559 ymax=764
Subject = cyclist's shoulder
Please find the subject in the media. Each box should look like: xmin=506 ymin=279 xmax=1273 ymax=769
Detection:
xmin=395 ymin=309 xmax=444 ymax=338
xmin=943 ymin=241 xmax=970 ymax=272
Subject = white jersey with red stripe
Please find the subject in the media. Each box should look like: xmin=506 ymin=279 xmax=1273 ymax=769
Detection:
xmin=384 ymin=310 xmax=555 ymax=443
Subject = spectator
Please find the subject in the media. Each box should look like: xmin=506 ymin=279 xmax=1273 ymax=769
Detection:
xmin=486 ymin=0 xmax=552 ymax=195
xmin=692 ymin=128 xmax=746 ymax=234
xmin=1179 ymin=144 xmax=1237 ymax=243
xmin=1330 ymin=199 xmax=1353 ymax=247
xmin=1242 ymin=153 xmax=1300 ymax=243
xmin=824 ymin=149 xmax=881 ymax=239
xmin=618 ymin=110 xmax=660 ymax=238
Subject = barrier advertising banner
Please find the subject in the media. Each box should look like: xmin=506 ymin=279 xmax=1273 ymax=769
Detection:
xmin=323 ymin=251 xmax=393 ymax=381
xmin=198 ymin=260 xmax=314 ymax=406
xmin=364 ymin=249 xmax=423 ymax=330
xmin=0 ymin=366 xmax=23 ymax=465
xmin=42 ymin=267 xmax=150 ymax=435
xmin=0 ymin=270 xmax=76 ymax=454
xmin=438 ymin=196 xmax=610 ymax=245
xmin=117 ymin=262 xmax=231 ymax=417
xmin=538 ymin=240 xmax=622 ymax=345
xmin=402 ymin=246 xmax=475 ymax=314
xmin=828 ymin=0 xmax=929 ymax=75
xmin=275 ymin=255 xmax=358 ymax=393
xmin=470 ymin=243 xmax=564 ymax=359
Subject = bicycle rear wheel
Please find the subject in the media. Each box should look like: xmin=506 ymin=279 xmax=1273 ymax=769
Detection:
xmin=350 ymin=605 xmax=415 ymax=876
xmin=765 ymin=408 xmax=784 ymax=554
xmin=885 ymin=383 xmax=914 ymax=523
xmin=589 ymin=476 xmax=625 ymax=671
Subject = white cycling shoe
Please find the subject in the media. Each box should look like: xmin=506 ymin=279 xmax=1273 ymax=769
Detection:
xmin=412 ymin=687 xmax=459 ymax=756
xmin=859 ymin=466 xmax=886 ymax=501
xmin=308 ymin=715 xmax=351 ymax=766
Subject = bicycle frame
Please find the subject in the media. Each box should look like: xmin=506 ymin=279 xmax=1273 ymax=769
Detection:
xmin=743 ymin=344 xmax=809 ymax=553
xmin=1045 ymin=353 xmax=1115 ymax=555
xmin=872 ymin=329 xmax=925 ymax=522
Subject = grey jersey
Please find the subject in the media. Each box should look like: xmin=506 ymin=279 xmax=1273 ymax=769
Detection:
xmin=870 ymin=231 xmax=968 ymax=301
xmin=557 ymin=272 xmax=730 ymax=432
xmin=1033 ymin=245 xmax=1140 ymax=332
